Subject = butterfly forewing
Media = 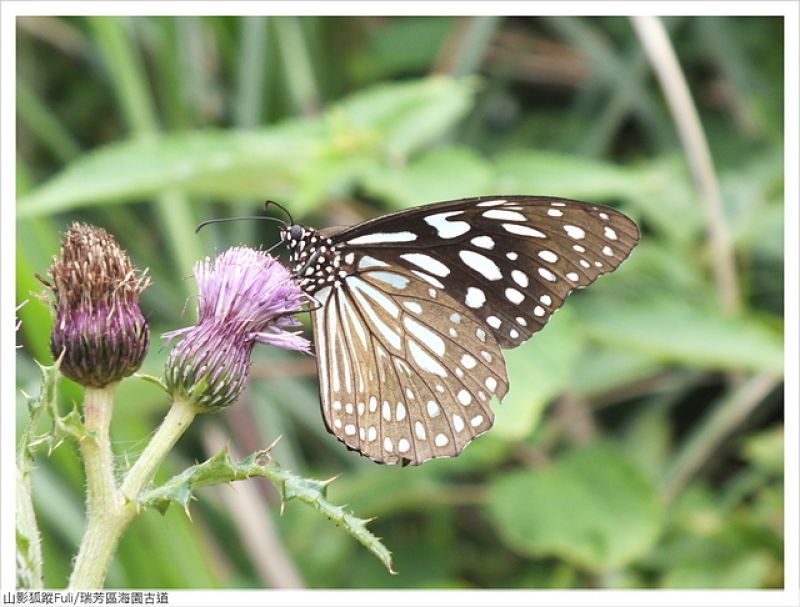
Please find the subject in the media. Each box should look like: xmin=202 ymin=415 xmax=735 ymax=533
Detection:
xmin=284 ymin=195 xmax=639 ymax=465
xmin=338 ymin=196 xmax=639 ymax=348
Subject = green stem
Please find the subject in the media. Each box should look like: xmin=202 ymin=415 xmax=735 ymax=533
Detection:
xmin=81 ymin=387 xmax=119 ymax=513
xmin=120 ymin=396 xmax=197 ymax=499
xmin=68 ymin=385 xmax=121 ymax=589
xmin=68 ymin=396 xmax=198 ymax=589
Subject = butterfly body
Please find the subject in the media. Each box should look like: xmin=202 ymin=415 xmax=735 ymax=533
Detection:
xmin=280 ymin=196 xmax=639 ymax=465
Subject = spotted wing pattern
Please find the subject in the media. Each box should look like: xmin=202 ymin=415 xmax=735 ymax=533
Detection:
xmin=282 ymin=196 xmax=639 ymax=464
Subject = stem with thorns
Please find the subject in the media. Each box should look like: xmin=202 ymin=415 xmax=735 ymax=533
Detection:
xmin=68 ymin=395 xmax=198 ymax=589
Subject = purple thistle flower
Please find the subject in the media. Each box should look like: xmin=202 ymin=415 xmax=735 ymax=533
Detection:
xmin=163 ymin=246 xmax=310 ymax=412
xmin=43 ymin=223 xmax=151 ymax=387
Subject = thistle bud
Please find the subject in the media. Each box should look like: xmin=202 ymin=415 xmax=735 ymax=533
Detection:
xmin=163 ymin=246 xmax=309 ymax=413
xmin=44 ymin=223 xmax=150 ymax=387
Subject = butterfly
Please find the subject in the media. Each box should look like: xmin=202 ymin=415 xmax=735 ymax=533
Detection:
xmin=278 ymin=196 xmax=639 ymax=465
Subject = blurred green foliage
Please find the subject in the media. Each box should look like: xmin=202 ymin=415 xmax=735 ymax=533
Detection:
xmin=16 ymin=15 xmax=783 ymax=589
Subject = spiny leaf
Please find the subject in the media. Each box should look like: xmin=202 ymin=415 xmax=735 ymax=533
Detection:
xmin=20 ymin=360 xmax=85 ymax=460
xmin=15 ymin=360 xmax=67 ymax=590
xmin=139 ymin=445 xmax=395 ymax=574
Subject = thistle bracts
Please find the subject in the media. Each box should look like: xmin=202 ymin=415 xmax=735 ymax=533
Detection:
xmin=163 ymin=246 xmax=309 ymax=412
xmin=43 ymin=223 xmax=150 ymax=388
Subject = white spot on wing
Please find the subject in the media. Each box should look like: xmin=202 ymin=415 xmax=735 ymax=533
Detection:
xmin=482 ymin=209 xmax=527 ymax=222
xmin=505 ymin=288 xmax=524 ymax=304
xmin=401 ymin=253 xmax=450 ymax=277
xmin=411 ymin=270 xmax=445 ymax=289
xmin=457 ymin=389 xmax=472 ymax=405
xmin=465 ymin=287 xmax=486 ymax=308
xmin=503 ymin=223 xmax=546 ymax=238
xmin=369 ymin=271 xmax=409 ymax=289
xmin=604 ymin=226 xmax=618 ymax=240
xmin=511 ymin=270 xmax=529 ymax=288
xmin=461 ymin=354 xmax=477 ymax=369
xmin=564 ymin=225 xmax=586 ymax=239
xmin=348 ymin=232 xmax=417 ymax=245
xmin=409 ymin=340 xmax=448 ymax=377
xmin=403 ymin=301 xmax=422 ymax=314
xmin=404 ymin=317 xmax=445 ymax=355
xmin=314 ymin=285 xmax=332 ymax=305
xmin=357 ymin=256 xmax=389 ymax=270
xmin=538 ymin=250 xmax=558 ymax=263
xmin=471 ymin=235 xmax=495 ymax=249
xmin=538 ymin=268 xmax=557 ymax=282
xmin=424 ymin=211 xmax=470 ymax=239
xmin=435 ymin=434 xmax=449 ymax=447
xmin=459 ymin=250 xmax=503 ymax=280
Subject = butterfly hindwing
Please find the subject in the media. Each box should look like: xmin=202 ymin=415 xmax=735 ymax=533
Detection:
xmin=312 ymin=267 xmax=506 ymax=465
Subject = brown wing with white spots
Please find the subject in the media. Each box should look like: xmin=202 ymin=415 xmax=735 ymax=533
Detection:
xmin=336 ymin=196 xmax=639 ymax=348
xmin=311 ymin=264 xmax=508 ymax=465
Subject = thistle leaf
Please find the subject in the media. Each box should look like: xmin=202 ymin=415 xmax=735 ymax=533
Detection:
xmin=139 ymin=445 xmax=395 ymax=574
xmin=24 ymin=360 xmax=85 ymax=457
xmin=133 ymin=372 xmax=169 ymax=392
xmin=16 ymin=359 xmax=66 ymax=589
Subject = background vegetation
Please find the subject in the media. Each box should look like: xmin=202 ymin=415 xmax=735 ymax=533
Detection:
xmin=15 ymin=15 xmax=784 ymax=589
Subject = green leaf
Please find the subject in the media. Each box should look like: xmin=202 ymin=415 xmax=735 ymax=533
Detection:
xmin=132 ymin=372 xmax=168 ymax=393
xmin=576 ymin=296 xmax=783 ymax=375
xmin=18 ymin=76 xmax=476 ymax=219
xmin=16 ymin=359 xmax=71 ymax=589
xmin=16 ymin=468 xmax=42 ymax=589
xmin=20 ymin=360 xmax=84 ymax=460
xmin=572 ymin=345 xmax=662 ymax=399
xmin=492 ymin=309 xmax=582 ymax=440
xmin=493 ymin=150 xmax=646 ymax=202
xmin=486 ymin=443 xmax=662 ymax=572
xmin=741 ymin=426 xmax=783 ymax=475
xmin=362 ymin=146 xmax=493 ymax=208
xmin=139 ymin=445 xmax=395 ymax=574
xmin=662 ymin=551 xmax=774 ymax=588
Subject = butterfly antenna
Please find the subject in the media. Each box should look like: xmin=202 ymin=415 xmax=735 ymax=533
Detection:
xmin=264 ymin=200 xmax=294 ymax=225
xmin=266 ymin=240 xmax=284 ymax=254
xmin=194 ymin=215 xmax=286 ymax=234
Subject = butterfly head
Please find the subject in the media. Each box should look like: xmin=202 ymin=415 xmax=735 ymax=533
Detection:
xmin=280 ymin=224 xmax=346 ymax=293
